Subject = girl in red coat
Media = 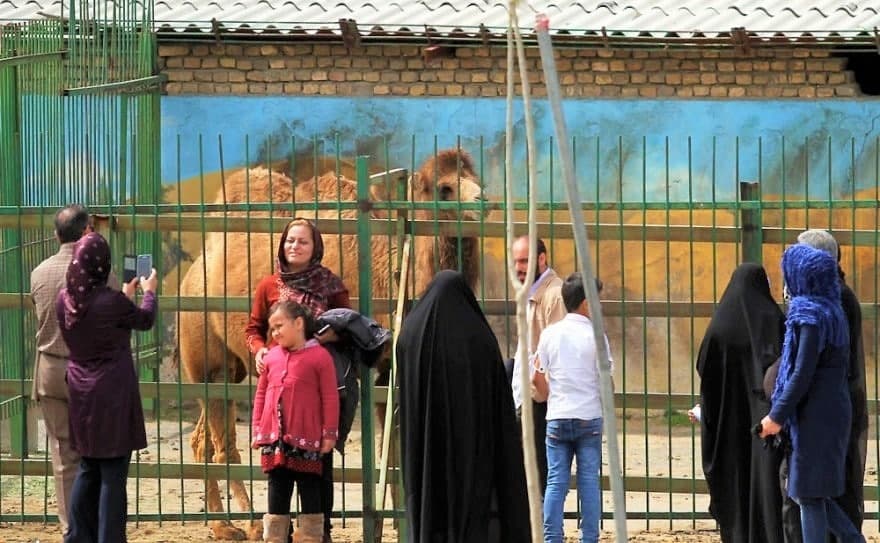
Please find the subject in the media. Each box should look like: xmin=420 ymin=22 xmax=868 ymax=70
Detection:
xmin=252 ymin=300 xmax=339 ymax=543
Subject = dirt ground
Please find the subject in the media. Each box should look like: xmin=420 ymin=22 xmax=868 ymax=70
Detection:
xmin=4 ymin=522 xmax=880 ymax=543
xmin=0 ymin=522 xmax=710 ymax=543
xmin=0 ymin=521 xmax=696 ymax=542
xmin=2 ymin=405 xmax=880 ymax=543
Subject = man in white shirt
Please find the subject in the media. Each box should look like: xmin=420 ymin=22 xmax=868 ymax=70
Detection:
xmin=510 ymin=236 xmax=566 ymax=493
xmin=532 ymin=272 xmax=610 ymax=543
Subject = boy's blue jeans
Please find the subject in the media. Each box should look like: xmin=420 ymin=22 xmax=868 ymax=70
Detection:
xmin=543 ymin=418 xmax=603 ymax=543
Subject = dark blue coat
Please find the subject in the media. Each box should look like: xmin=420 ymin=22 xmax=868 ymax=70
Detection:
xmin=769 ymin=324 xmax=851 ymax=499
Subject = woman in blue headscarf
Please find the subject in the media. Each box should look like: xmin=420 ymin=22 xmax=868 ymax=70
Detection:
xmin=759 ymin=244 xmax=863 ymax=543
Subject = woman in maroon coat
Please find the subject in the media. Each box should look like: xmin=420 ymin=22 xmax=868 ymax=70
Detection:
xmin=56 ymin=232 xmax=158 ymax=543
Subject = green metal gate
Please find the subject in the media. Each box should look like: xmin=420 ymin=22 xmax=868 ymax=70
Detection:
xmin=0 ymin=0 xmax=162 ymax=460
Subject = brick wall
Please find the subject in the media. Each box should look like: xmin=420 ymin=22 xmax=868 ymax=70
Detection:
xmin=158 ymin=42 xmax=862 ymax=98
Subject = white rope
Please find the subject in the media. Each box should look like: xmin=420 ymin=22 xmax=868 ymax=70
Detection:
xmin=505 ymin=1 xmax=544 ymax=541
xmin=376 ymin=236 xmax=411 ymax=511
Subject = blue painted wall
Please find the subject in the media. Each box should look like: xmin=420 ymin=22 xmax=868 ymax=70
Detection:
xmin=161 ymin=97 xmax=880 ymax=202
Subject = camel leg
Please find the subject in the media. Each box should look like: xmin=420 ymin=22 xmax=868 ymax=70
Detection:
xmin=205 ymin=396 xmax=262 ymax=541
xmin=205 ymin=396 xmax=261 ymax=540
xmin=190 ymin=406 xmax=208 ymax=464
xmin=179 ymin=251 xmax=271 ymax=540
xmin=194 ymin=397 xmax=248 ymax=541
xmin=180 ymin=304 xmax=249 ymax=542
xmin=191 ymin=399 xmax=248 ymax=541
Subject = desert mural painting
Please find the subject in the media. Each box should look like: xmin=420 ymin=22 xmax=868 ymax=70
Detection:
xmin=161 ymin=96 xmax=880 ymax=392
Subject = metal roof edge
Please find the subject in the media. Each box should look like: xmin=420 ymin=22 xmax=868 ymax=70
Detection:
xmin=150 ymin=23 xmax=880 ymax=49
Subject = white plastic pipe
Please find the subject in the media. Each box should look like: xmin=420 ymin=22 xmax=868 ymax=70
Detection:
xmin=505 ymin=1 xmax=544 ymax=540
xmin=535 ymin=12 xmax=629 ymax=543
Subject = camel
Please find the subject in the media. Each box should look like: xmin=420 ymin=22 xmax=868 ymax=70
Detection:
xmin=176 ymin=149 xmax=485 ymax=541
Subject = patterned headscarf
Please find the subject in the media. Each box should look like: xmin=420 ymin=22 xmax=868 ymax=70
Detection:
xmin=275 ymin=217 xmax=346 ymax=316
xmin=60 ymin=232 xmax=112 ymax=329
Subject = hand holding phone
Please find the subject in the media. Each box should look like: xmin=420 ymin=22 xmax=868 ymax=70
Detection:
xmin=123 ymin=254 xmax=153 ymax=284
xmin=122 ymin=254 xmax=157 ymax=294
xmin=123 ymin=255 xmax=138 ymax=284
xmin=140 ymin=268 xmax=159 ymax=293
xmin=316 ymin=323 xmax=332 ymax=336
xmin=136 ymin=254 xmax=152 ymax=281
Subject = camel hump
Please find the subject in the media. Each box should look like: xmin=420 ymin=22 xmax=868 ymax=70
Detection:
xmin=295 ymin=171 xmax=359 ymax=203
xmin=219 ymin=166 xmax=294 ymax=206
xmin=418 ymin=149 xmax=477 ymax=183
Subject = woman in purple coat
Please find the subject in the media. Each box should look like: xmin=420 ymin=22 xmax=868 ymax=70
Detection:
xmin=56 ymin=232 xmax=158 ymax=543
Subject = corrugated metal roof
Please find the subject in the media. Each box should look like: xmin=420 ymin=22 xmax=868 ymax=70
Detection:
xmin=2 ymin=1 xmax=879 ymax=42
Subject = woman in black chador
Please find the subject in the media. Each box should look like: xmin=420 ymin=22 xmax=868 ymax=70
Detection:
xmin=397 ymin=270 xmax=530 ymax=543
xmin=696 ymin=262 xmax=785 ymax=543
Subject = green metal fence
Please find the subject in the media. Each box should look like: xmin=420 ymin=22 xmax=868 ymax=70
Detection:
xmin=0 ymin=0 xmax=162 ymax=527
xmin=1 ymin=130 xmax=879 ymax=539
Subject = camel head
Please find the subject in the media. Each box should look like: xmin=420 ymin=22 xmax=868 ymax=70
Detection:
xmin=411 ymin=149 xmax=485 ymax=222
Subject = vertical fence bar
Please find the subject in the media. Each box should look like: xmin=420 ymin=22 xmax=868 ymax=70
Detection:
xmin=614 ymin=135 xmax=629 ymax=524
xmin=136 ymin=24 xmax=161 ymax=417
xmin=866 ymin=137 xmax=880 ymax=526
xmin=356 ymin=155 xmax=377 ymax=543
xmin=848 ymin=138 xmax=857 ymax=295
xmin=804 ymin=136 xmax=811 ymax=230
xmin=244 ymin=134 xmax=257 ymax=526
xmin=395 ymin=144 xmax=410 ymax=541
xmin=664 ymin=136 xmax=673 ymax=529
xmin=781 ymin=136 xmax=788 ymax=257
xmin=740 ymin=181 xmax=762 ymax=264
xmin=826 ymin=137 xmax=832 ymax=229
xmin=641 ymin=135 xmax=650 ymax=528
xmin=687 ymin=136 xmax=697 ymax=526
xmin=174 ymin=133 xmax=186 ymax=522
xmin=217 ymin=133 xmax=232 ymax=518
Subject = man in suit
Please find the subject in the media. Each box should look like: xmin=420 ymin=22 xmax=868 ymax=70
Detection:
xmin=30 ymin=204 xmax=94 ymax=534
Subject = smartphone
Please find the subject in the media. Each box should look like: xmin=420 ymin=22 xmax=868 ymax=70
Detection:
xmin=123 ymin=254 xmax=153 ymax=283
xmin=136 ymin=254 xmax=153 ymax=280
xmin=122 ymin=255 xmax=137 ymax=283
xmin=316 ymin=323 xmax=332 ymax=336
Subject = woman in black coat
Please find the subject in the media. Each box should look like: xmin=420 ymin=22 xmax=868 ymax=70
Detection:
xmin=397 ymin=270 xmax=530 ymax=542
xmin=696 ymin=262 xmax=785 ymax=543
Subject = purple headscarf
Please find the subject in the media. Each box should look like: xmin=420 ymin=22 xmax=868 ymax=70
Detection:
xmin=60 ymin=232 xmax=112 ymax=329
